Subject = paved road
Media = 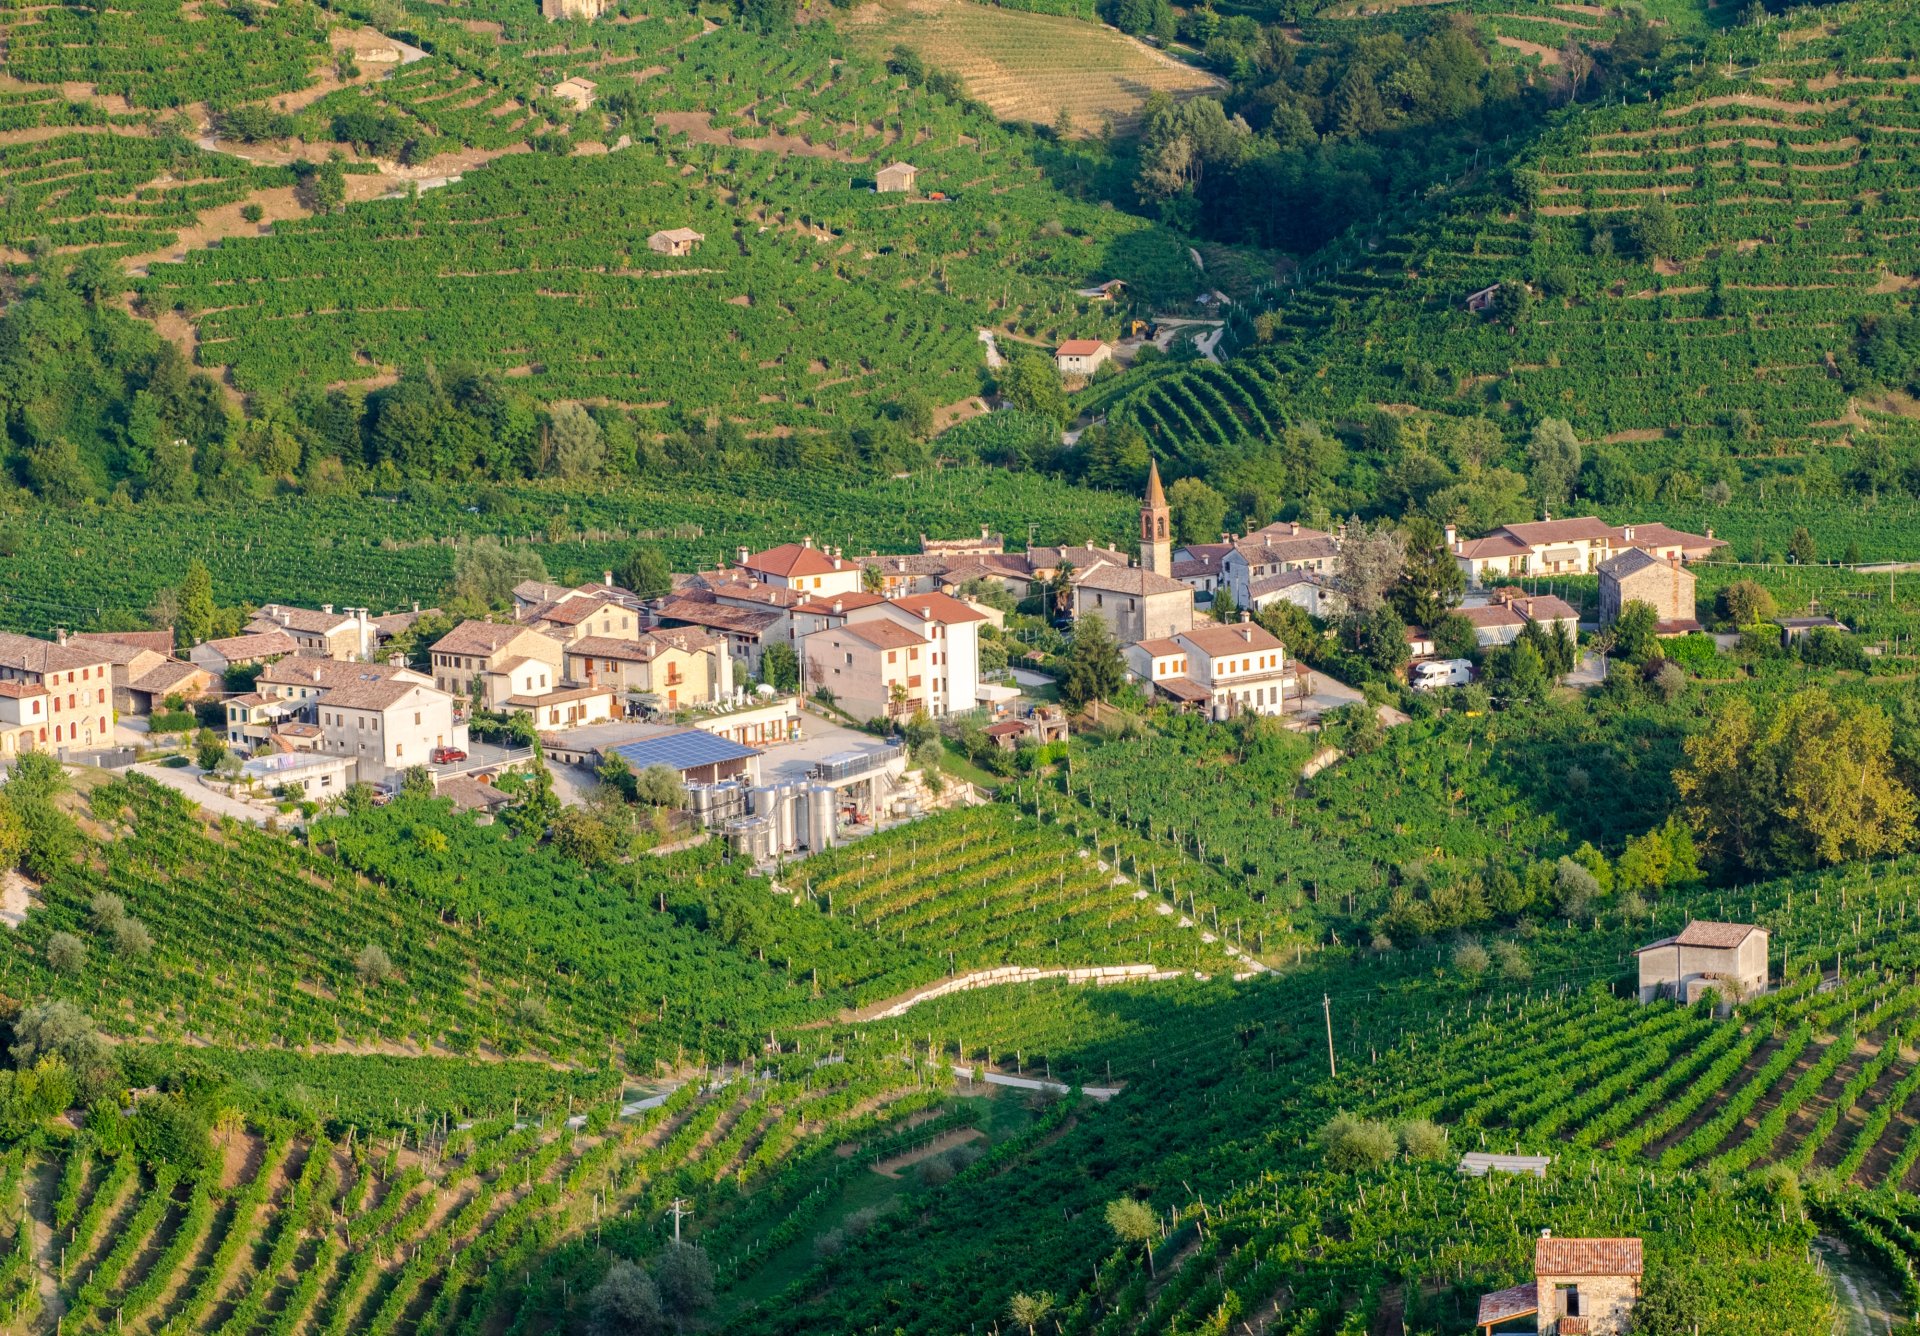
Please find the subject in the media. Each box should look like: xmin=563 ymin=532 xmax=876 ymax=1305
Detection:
xmin=950 ymin=1065 xmax=1120 ymax=1102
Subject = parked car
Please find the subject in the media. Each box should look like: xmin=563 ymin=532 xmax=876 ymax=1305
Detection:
xmin=1411 ymin=658 xmax=1473 ymax=691
xmin=431 ymin=746 xmax=467 ymax=764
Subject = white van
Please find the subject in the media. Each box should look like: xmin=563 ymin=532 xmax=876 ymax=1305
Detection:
xmin=1411 ymin=658 xmax=1473 ymax=691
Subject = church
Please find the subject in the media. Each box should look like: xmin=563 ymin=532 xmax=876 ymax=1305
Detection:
xmin=1068 ymin=461 xmax=1195 ymax=645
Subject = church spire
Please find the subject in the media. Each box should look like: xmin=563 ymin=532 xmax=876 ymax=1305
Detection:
xmin=1145 ymin=455 xmax=1167 ymax=509
xmin=1141 ymin=457 xmax=1171 ymax=578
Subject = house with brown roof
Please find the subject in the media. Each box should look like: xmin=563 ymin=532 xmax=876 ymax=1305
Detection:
xmin=551 ymin=75 xmax=597 ymax=109
xmin=428 ymin=622 xmax=565 ymax=709
xmin=1598 ymin=548 xmax=1698 ymax=633
xmin=519 ymin=588 xmax=644 ymax=645
xmin=653 ymin=597 xmax=784 ymax=673
xmin=1458 ymin=593 xmax=1580 ymax=648
xmin=839 ymin=592 xmax=986 ymax=718
xmin=564 ymin=628 xmax=733 ymax=710
xmin=1636 ymin=920 xmax=1768 ymax=1005
xmin=243 ymin=658 xmax=461 ymax=783
xmin=1130 ymin=619 xmax=1289 ymax=719
xmin=1476 ymin=1233 xmax=1642 ymax=1335
xmin=0 ymin=632 xmax=116 ymax=754
xmin=1220 ymin=522 xmax=1342 ymax=608
xmin=68 ymin=631 xmax=211 ymax=716
xmin=190 ymin=629 xmax=298 ymax=677
xmin=800 ymin=617 xmax=933 ymax=722
xmin=1054 ymin=339 xmax=1111 ymax=378
xmin=1449 ymin=518 xmax=1727 ymax=588
xmin=246 ymin=604 xmax=377 ymax=661
xmin=734 ymin=539 xmax=866 ymax=598
xmin=0 ymin=680 xmax=51 ymax=758
xmin=1071 ymin=562 xmax=1194 ymax=645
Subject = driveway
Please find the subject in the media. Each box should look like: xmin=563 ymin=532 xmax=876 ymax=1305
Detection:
xmin=759 ymin=718 xmax=901 ymax=788
xmin=1290 ymin=669 xmax=1408 ymax=727
xmin=1563 ymin=650 xmax=1608 ymax=688
xmin=130 ymin=762 xmax=282 ymax=826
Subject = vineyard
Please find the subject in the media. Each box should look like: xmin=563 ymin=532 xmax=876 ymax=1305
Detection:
xmin=1113 ymin=0 xmax=1920 ymax=486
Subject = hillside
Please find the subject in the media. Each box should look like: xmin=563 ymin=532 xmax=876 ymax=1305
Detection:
xmin=1118 ymin=0 xmax=1920 ymax=487
xmin=839 ymin=0 xmax=1225 ymax=134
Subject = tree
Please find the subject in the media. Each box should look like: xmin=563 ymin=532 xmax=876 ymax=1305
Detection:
xmin=1717 ymin=579 xmax=1777 ymax=627
xmin=178 ymin=559 xmax=215 ymax=648
xmin=400 ymin=765 xmax=436 ymax=799
xmin=1007 ymin=1292 xmax=1056 ymax=1336
xmin=1167 ymin=477 xmax=1226 ymax=546
xmin=1060 ymin=614 xmax=1126 ymax=710
xmin=1398 ymin=1118 xmax=1449 ymax=1162
xmin=761 ymin=641 xmax=800 ymax=693
xmin=1391 ymin=517 xmax=1465 ymax=627
xmin=1612 ymin=600 xmax=1660 ymax=663
xmin=110 ymin=917 xmax=153 ymax=959
xmin=1342 ymin=605 xmax=1410 ymax=674
xmin=1630 ymin=199 xmax=1683 ymax=260
xmin=1788 ymin=526 xmax=1817 ymax=565
xmin=1210 ymin=586 xmax=1239 ymax=625
xmin=1488 ymin=639 xmax=1548 ymax=704
xmin=11 ymin=999 xmax=110 ymax=1094
xmin=633 ymin=764 xmax=686 ymax=809
xmin=194 ymin=731 xmax=227 ymax=774
xmin=547 ymin=403 xmax=605 ymax=479
xmin=589 ymin=1259 xmax=664 ymax=1336
xmin=1676 ymin=690 xmax=1917 ymax=873
xmin=861 ymin=563 xmax=885 ymax=595
xmin=44 ymin=933 xmax=85 ymax=975
xmin=354 ymin=943 xmax=396 ymax=986
xmin=450 ymin=539 xmax=547 ymax=611
xmin=998 ymin=352 xmax=1068 ymax=427
xmin=1318 ymin=1111 xmax=1396 ymax=1170
xmin=1525 ymin=417 xmax=1582 ymax=513
xmin=1338 ymin=519 xmax=1406 ymax=613
xmin=1104 ymin=1198 xmax=1158 ymax=1278
xmin=652 ymin=1243 xmax=713 ymax=1320
xmin=1432 ymin=611 xmax=1478 ymax=662
xmin=619 ymin=545 xmax=673 ymax=600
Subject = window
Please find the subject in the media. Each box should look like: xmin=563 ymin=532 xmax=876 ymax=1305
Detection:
xmin=395 ymin=744 xmax=403 ymax=758
xmin=887 ymin=651 xmax=897 ymax=665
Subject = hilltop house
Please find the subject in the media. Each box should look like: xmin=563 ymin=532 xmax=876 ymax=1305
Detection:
xmin=1054 ymin=340 xmax=1112 ymax=378
xmin=245 ymin=658 xmax=461 ymax=783
xmin=874 ymin=162 xmax=917 ymax=193
xmin=799 ymin=592 xmax=984 ymax=722
xmin=1598 ymin=549 xmax=1698 ymax=632
xmin=564 ymin=627 xmax=733 ymax=710
xmin=647 ymin=227 xmax=703 ymax=256
xmin=1636 ymin=920 xmax=1769 ymax=1005
xmin=428 ymin=621 xmax=565 ymax=709
xmin=1450 ymin=519 xmax=1727 ymax=588
xmin=734 ymin=539 xmax=866 ymax=597
xmin=1476 ymin=1234 xmax=1642 ymax=1336
xmin=1458 ymin=592 xmax=1581 ymax=648
xmin=1219 ymin=522 xmax=1342 ymax=608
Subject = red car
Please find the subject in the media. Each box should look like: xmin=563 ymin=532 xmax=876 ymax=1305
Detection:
xmin=431 ymin=746 xmax=467 ymax=764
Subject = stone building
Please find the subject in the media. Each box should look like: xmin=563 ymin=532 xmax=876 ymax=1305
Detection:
xmin=1635 ymin=920 xmax=1769 ymax=1005
xmin=874 ymin=162 xmax=917 ymax=193
xmin=1597 ymin=548 xmax=1698 ymax=632
xmin=1071 ymin=564 xmax=1193 ymax=645
xmin=1475 ymin=1233 xmax=1642 ymax=1335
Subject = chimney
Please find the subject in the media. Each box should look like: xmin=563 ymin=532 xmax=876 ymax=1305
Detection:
xmin=279 ymin=609 xmax=291 ymax=627
xmin=1543 ymin=510 xmax=1552 ymax=523
xmin=1540 ymin=1229 xmax=1552 ymax=1239
xmin=1623 ymin=525 xmax=1635 ymax=542
xmin=54 ymin=628 xmax=67 ymax=646
xmin=1705 ymin=526 xmax=1714 ymax=540
xmin=736 ymin=545 xmax=749 ymax=566
xmin=1444 ymin=524 xmax=1457 ymax=548
xmin=323 ymin=604 xmax=334 ymax=615
xmin=412 ymin=600 xmax=420 ymax=613
xmin=603 ymin=570 xmax=613 ymax=586
xmin=1240 ymin=611 xmax=1251 ymax=624
xmin=980 ymin=525 xmax=990 ymax=539
xmin=831 ymin=599 xmax=843 ymax=615
xmin=1289 ymin=521 xmax=1300 ymax=536
xmin=803 ymin=536 xmax=814 ymax=549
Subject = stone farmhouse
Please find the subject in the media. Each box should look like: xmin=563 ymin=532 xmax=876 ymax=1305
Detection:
xmin=1476 ymin=1234 xmax=1642 ymax=1336
xmin=1219 ymin=521 xmax=1342 ymax=608
xmin=0 ymin=632 xmax=114 ymax=755
xmin=246 ymin=604 xmax=379 ymax=661
xmin=551 ymin=76 xmax=596 ymax=109
xmin=190 ymin=629 xmax=298 ymax=677
xmin=1450 ymin=518 xmax=1726 ymax=588
xmin=564 ymin=628 xmax=732 ymax=711
xmin=647 ymin=227 xmax=703 ymax=256
xmin=1636 ymin=920 xmax=1769 ymax=1005
xmin=1597 ymin=549 xmax=1698 ymax=632
xmin=234 ymin=658 xmax=462 ymax=785
xmin=429 ymin=622 xmax=564 ymax=709
xmin=874 ymin=161 xmax=917 ymax=193
xmin=66 ymin=631 xmax=209 ymax=716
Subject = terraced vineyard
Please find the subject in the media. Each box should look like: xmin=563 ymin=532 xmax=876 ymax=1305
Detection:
xmin=1115 ymin=0 xmax=1920 ymax=477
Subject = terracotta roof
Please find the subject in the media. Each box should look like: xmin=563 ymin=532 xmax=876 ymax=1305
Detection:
xmin=1501 ymin=517 xmax=1616 ymax=546
xmin=654 ymin=599 xmax=782 ymax=636
xmin=251 ymin=604 xmax=354 ymax=635
xmin=260 ymin=658 xmax=426 ymax=691
xmin=1250 ymin=570 xmax=1336 ymax=599
xmin=1179 ymin=623 xmax=1284 ymax=658
xmin=506 ymin=685 xmax=614 ymax=709
xmin=372 ymin=608 xmax=439 ymax=637
xmin=1154 ymin=675 xmax=1213 ymax=703
xmin=1534 ymin=1236 xmax=1642 ymax=1277
xmin=1232 ymin=533 xmax=1341 ymax=566
xmin=1674 ymin=920 xmax=1762 ymax=950
xmin=713 ymin=580 xmax=807 ymax=609
xmin=1073 ymin=563 xmax=1190 ymax=597
xmin=70 ymin=630 xmax=174 ymax=657
xmin=740 ymin=543 xmax=849 ymax=580
xmin=1056 ymin=339 xmax=1107 ymax=357
xmin=650 ymin=227 xmax=702 ymax=244
xmin=0 ymin=681 xmax=46 ymax=698
xmin=1454 ymin=534 xmax=1531 ymax=560
xmin=568 ymin=635 xmax=666 ymax=663
xmin=864 ymin=552 xmax=957 ymax=578
xmin=514 ymin=579 xmax=572 ymax=605
xmin=1028 ymin=544 xmax=1125 ymax=572
xmin=793 ymin=592 xmax=888 ymax=616
xmin=886 ymin=592 xmax=987 ymax=624
xmin=130 ymin=660 xmax=208 ymax=695
xmin=1134 ymin=637 xmax=1185 ymax=658
xmin=199 ymin=629 xmax=298 ymax=662
xmin=831 ymin=620 xmax=927 ymax=651
xmin=983 ymin=720 xmax=1029 ymax=738
xmin=0 ymin=632 xmax=113 ymax=676
xmin=1458 ymin=605 xmax=1525 ymax=629
xmin=1514 ymin=595 xmax=1580 ymax=624
xmin=319 ymin=675 xmax=439 ymax=712
xmin=439 ymin=776 xmax=514 ymax=811
xmin=1612 ymin=522 xmax=1727 ymax=553
xmin=1475 ymin=1284 xmax=1539 ymax=1327
xmin=432 ymin=621 xmax=556 ymax=658
xmin=1597 ymin=548 xmax=1668 ymax=579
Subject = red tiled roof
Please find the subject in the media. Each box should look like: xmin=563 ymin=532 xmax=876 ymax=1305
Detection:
xmin=887 ymin=592 xmax=987 ymax=624
xmin=1502 ymin=517 xmax=1616 ymax=546
xmin=831 ymin=620 xmax=927 ymax=651
xmin=1455 ymin=534 xmax=1531 ymax=560
xmin=740 ymin=543 xmax=847 ymax=579
xmin=1534 ymin=1236 xmax=1642 ymax=1277
xmin=1179 ymin=623 xmax=1284 ymax=658
xmin=1675 ymin=920 xmax=1762 ymax=950
xmin=1056 ymin=339 xmax=1106 ymax=357
xmin=1154 ymin=675 xmax=1213 ymax=703
xmin=1475 ymin=1284 xmax=1539 ymax=1327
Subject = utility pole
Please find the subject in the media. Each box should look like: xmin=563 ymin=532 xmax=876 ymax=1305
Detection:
xmin=668 ymin=1197 xmax=689 ymax=1244
xmin=1322 ymin=994 xmax=1337 ymax=1079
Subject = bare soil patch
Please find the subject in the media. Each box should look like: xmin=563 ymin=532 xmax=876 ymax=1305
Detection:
xmin=869 ymin=1127 xmax=984 ymax=1177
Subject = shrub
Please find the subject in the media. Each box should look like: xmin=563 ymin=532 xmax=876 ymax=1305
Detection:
xmin=1398 ymin=1118 xmax=1449 ymax=1162
xmin=1318 ymin=1111 xmax=1396 ymax=1170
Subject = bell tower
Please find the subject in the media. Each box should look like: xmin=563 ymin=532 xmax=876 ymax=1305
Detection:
xmin=1141 ymin=457 xmax=1171 ymax=577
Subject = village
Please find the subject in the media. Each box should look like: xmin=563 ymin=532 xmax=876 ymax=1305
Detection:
xmin=0 ymin=463 xmax=1768 ymax=874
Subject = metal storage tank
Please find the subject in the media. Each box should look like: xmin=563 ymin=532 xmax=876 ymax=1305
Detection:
xmin=776 ymin=784 xmax=799 ymax=852
xmin=806 ymin=783 xmax=837 ymax=851
xmin=749 ymin=785 xmax=779 ymax=819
